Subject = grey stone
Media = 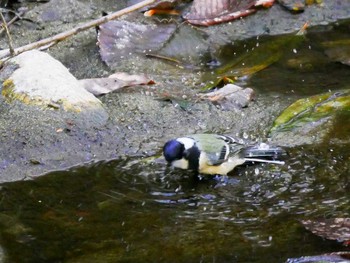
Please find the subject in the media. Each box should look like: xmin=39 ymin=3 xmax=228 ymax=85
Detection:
xmin=1 ymin=50 xmax=108 ymax=127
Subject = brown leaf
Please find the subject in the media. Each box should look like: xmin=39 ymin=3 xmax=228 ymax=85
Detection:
xmin=97 ymin=20 xmax=176 ymax=66
xmin=79 ymin=73 xmax=155 ymax=96
xmin=183 ymin=0 xmax=275 ymax=26
xmin=200 ymin=84 xmax=255 ymax=110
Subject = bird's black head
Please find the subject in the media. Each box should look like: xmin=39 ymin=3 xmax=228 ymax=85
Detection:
xmin=163 ymin=139 xmax=185 ymax=163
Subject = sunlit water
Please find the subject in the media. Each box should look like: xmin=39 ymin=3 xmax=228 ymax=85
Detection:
xmin=0 ymin=20 xmax=349 ymax=263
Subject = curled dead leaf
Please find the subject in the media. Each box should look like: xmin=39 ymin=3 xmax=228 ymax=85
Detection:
xmin=200 ymin=84 xmax=255 ymax=110
xmin=79 ymin=72 xmax=155 ymax=96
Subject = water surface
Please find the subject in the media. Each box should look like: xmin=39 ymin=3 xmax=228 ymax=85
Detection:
xmin=0 ymin=142 xmax=348 ymax=262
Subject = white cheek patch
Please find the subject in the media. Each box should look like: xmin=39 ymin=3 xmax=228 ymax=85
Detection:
xmin=177 ymin=137 xmax=195 ymax=150
xmin=172 ymin=159 xmax=189 ymax=170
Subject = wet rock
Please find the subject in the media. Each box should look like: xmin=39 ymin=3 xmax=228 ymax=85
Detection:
xmin=287 ymin=252 xmax=350 ymax=263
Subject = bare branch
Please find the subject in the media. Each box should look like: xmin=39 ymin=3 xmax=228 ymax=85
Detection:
xmin=0 ymin=11 xmax=15 ymax=55
xmin=0 ymin=8 xmax=27 ymax=35
xmin=0 ymin=0 xmax=157 ymax=60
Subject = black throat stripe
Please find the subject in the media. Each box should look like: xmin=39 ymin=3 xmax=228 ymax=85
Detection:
xmin=184 ymin=146 xmax=200 ymax=171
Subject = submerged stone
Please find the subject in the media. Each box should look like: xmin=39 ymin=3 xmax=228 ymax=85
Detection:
xmin=287 ymin=252 xmax=350 ymax=263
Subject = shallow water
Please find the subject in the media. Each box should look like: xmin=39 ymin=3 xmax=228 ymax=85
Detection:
xmin=0 ymin=142 xmax=348 ymax=262
xmin=0 ymin=18 xmax=350 ymax=263
xmin=210 ymin=21 xmax=350 ymax=97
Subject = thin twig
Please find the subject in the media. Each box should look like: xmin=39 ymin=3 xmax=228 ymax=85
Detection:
xmin=0 ymin=11 xmax=15 ymax=55
xmin=0 ymin=8 xmax=27 ymax=35
xmin=0 ymin=0 xmax=157 ymax=60
xmin=146 ymin=53 xmax=182 ymax=65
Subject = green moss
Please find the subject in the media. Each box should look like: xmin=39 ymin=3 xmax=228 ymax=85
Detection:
xmin=2 ymin=78 xmax=15 ymax=98
xmin=1 ymin=78 xmax=84 ymax=112
xmin=271 ymin=89 xmax=350 ymax=133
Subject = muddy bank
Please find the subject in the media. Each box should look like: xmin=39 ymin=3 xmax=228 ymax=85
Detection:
xmin=0 ymin=80 xmax=288 ymax=182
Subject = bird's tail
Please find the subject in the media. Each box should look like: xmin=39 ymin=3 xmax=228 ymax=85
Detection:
xmin=243 ymin=143 xmax=286 ymax=165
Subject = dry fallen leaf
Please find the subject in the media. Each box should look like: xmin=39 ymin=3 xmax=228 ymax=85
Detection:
xmin=199 ymin=84 xmax=255 ymax=110
xmin=79 ymin=72 xmax=155 ymax=96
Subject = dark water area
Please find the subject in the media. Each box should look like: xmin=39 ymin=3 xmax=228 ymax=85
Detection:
xmin=0 ymin=20 xmax=349 ymax=263
xmin=0 ymin=142 xmax=348 ymax=262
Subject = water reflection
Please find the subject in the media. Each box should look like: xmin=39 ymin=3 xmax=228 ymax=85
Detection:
xmin=0 ymin=142 xmax=348 ymax=262
xmin=212 ymin=21 xmax=350 ymax=97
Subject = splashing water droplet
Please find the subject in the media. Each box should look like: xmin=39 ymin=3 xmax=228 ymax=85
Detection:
xmin=255 ymin=168 xmax=260 ymax=175
xmin=243 ymin=132 xmax=249 ymax=139
xmin=175 ymin=186 xmax=182 ymax=193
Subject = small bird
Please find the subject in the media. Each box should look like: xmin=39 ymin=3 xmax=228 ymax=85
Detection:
xmin=163 ymin=134 xmax=285 ymax=175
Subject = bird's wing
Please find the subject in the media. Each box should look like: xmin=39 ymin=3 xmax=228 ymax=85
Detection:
xmin=187 ymin=134 xmax=235 ymax=165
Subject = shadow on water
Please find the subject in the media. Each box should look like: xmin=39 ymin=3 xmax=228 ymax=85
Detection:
xmin=0 ymin=141 xmax=348 ymax=262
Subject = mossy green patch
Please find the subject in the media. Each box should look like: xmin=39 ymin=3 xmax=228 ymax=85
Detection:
xmin=1 ymin=78 xmax=85 ymax=112
xmin=270 ymin=89 xmax=350 ymax=133
xmin=2 ymin=78 xmax=15 ymax=98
